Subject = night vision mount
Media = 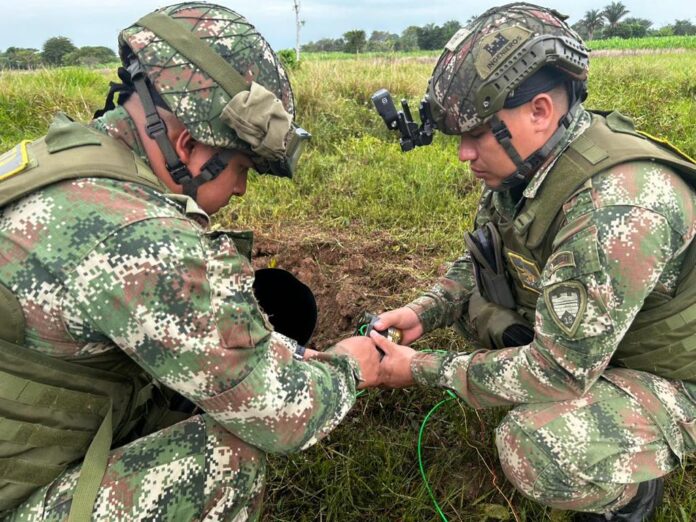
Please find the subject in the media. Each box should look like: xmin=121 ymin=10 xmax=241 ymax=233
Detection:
xmin=371 ymin=89 xmax=437 ymax=152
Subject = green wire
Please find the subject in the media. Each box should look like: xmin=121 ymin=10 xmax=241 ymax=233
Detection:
xmin=350 ymin=338 xmax=456 ymax=520
xmin=418 ymin=391 xmax=458 ymax=522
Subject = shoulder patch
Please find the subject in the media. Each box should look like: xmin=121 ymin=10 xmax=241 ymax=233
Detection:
xmin=546 ymin=250 xmax=576 ymax=274
xmin=544 ymin=281 xmax=587 ymax=337
xmin=0 ymin=141 xmax=31 ymax=181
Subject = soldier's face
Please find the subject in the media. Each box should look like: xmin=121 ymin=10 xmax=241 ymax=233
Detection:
xmin=187 ymin=142 xmax=252 ymax=214
xmin=458 ymin=102 xmax=548 ymax=190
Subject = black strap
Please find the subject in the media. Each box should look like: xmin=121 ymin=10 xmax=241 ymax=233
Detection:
xmin=180 ymin=150 xmax=237 ymax=199
xmin=490 ymin=99 xmax=581 ymax=192
xmin=127 ymin=60 xmax=195 ymax=189
xmin=93 ymin=68 xmax=136 ymax=119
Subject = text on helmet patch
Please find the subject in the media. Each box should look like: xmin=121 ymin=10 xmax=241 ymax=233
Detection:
xmin=474 ymin=26 xmax=533 ymax=80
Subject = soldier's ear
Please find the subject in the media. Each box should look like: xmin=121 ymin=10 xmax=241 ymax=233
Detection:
xmin=174 ymin=129 xmax=195 ymax=164
xmin=529 ymin=93 xmax=555 ymax=133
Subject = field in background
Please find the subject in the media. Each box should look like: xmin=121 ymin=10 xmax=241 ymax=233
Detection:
xmin=1 ymin=52 xmax=696 ymax=521
xmin=300 ymin=34 xmax=696 ymax=61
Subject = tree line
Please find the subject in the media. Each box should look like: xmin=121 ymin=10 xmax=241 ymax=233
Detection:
xmin=2 ymin=2 xmax=694 ymax=69
xmin=304 ymin=2 xmax=694 ymax=54
xmin=0 ymin=36 xmax=116 ymax=70
xmin=303 ymin=20 xmax=465 ymax=53
xmin=572 ymin=1 xmax=696 ymax=40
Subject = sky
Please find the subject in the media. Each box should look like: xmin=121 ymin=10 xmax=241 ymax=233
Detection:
xmin=2 ymin=0 xmax=693 ymax=52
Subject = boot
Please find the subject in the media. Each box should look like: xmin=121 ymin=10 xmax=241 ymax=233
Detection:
xmin=572 ymin=477 xmax=664 ymax=521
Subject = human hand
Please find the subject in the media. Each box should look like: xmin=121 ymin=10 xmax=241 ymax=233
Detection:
xmin=372 ymin=306 xmax=424 ymax=345
xmin=370 ymin=330 xmax=417 ymax=389
xmin=332 ymin=336 xmax=382 ymax=389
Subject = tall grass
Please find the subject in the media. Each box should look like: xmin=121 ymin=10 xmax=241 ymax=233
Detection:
xmin=1 ymin=52 xmax=696 ymax=521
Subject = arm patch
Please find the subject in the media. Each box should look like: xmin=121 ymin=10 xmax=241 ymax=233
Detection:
xmin=0 ymin=141 xmax=31 ymax=181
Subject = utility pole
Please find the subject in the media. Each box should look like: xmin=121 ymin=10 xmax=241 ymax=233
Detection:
xmin=293 ymin=0 xmax=302 ymax=62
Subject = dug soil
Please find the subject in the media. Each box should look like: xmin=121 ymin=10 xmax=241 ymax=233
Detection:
xmin=251 ymin=223 xmax=443 ymax=346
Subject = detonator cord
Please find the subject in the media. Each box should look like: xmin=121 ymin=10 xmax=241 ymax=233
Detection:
xmin=418 ymin=390 xmax=457 ymax=522
xmin=352 ymin=339 xmax=459 ymax=521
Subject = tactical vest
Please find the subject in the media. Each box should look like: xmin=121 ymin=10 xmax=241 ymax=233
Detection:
xmin=480 ymin=111 xmax=696 ymax=382
xmin=0 ymin=114 xmax=186 ymax=520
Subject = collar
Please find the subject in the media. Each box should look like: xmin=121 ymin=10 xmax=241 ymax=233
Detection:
xmin=523 ymin=106 xmax=592 ymax=199
xmin=89 ymin=106 xmax=150 ymax=167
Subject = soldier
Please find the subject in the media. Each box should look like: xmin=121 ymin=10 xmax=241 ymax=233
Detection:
xmin=0 ymin=3 xmax=380 ymax=521
xmin=372 ymin=3 xmax=696 ymax=521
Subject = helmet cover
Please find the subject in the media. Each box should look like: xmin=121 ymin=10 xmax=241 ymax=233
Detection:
xmin=428 ymin=2 xmax=589 ymax=135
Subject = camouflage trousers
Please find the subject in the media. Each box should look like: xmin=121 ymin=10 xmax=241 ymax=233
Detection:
xmin=496 ymin=367 xmax=696 ymax=514
xmin=2 ymin=415 xmax=266 ymax=521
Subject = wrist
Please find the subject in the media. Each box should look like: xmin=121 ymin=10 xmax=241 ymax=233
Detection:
xmin=410 ymin=351 xmax=448 ymax=387
xmin=406 ymin=297 xmax=438 ymax=334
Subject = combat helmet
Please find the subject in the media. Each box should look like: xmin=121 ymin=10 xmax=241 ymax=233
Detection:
xmin=100 ymin=2 xmax=309 ymax=199
xmin=428 ymin=2 xmax=589 ymax=190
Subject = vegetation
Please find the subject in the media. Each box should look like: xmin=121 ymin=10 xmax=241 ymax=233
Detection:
xmin=0 ymin=36 xmax=116 ymax=70
xmin=588 ymin=35 xmax=696 ymax=50
xmin=572 ymin=0 xmax=696 ymax=40
xmin=303 ymin=20 xmax=462 ymax=53
xmin=1 ymin=52 xmax=695 ymax=521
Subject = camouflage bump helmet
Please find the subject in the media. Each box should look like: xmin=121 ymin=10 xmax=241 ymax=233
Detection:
xmin=119 ymin=2 xmax=307 ymax=178
xmin=428 ymin=2 xmax=589 ymax=135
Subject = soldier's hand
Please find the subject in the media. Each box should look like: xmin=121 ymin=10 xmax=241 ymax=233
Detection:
xmin=331 ymin=336 xmax=382 ymax=389
xmin=370 ymin=331 xmax=416 ymax=389
xmin=373 ymin=306 xmax=423 ymax=345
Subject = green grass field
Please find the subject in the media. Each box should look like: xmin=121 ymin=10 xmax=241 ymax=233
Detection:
xmin=1 ymin=52 xmax=696 ymax=521
xmin=587 ymin=34 xmax=696 ymax=50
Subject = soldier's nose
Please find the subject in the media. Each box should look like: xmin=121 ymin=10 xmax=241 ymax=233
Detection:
xmin=459 ymin=136 xmax=478 ymax=162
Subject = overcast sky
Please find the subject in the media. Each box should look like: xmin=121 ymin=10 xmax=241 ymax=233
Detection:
xmin=2 ymin=0 xmax=693 ymax=52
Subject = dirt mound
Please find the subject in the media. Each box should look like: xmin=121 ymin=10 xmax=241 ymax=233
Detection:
xmin=252 ymin=224 xmax=432 ymax=347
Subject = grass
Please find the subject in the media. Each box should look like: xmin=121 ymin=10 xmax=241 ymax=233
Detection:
xmin=1 ymin=52 xmax=696 ymax=521
xmin=588 ymin=35 xmax=696 ymax=50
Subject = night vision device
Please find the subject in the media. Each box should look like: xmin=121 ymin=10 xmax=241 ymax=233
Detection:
xmin=371 ymin=89 xmax=437 ymax=152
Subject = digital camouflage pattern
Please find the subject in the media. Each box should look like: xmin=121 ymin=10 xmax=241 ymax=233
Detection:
xmin=0 ymin=107 xmax=358 ymax=519
xmin=428 ymin=3 xmax=587 ymax=134
xmin=407 ymin=105 xmax=696 ymax=513
xmin=119 ymin=2 xmax=295 ymax=151
xmin=5 ymin=415 xmax=266 ymax=521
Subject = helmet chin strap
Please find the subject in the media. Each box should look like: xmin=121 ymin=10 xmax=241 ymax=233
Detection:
xmin=487 ymin=92 xmax=584 ymax=193
xmin=127 ymin=59 xmax=235 ymax=203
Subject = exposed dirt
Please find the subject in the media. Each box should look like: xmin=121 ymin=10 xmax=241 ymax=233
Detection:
xmin=251 ymin=224 xmax=438 ymax=347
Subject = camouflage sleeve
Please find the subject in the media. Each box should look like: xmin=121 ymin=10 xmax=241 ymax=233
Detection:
xmin=62 ymin=216 xmax=358 ymax=454
xmin=406 ymin=252 xmax=476 ymax=334
xmin=411 ymin=162 xmax=696 ymax=407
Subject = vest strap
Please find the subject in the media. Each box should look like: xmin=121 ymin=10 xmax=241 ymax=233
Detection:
xmin=68 ymin=404 xmax=113 ymax=522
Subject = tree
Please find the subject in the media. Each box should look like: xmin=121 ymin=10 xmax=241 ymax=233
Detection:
xmin=621 ymin=17 xmax=652 ymax=38
xmin=417 ymin=21 xmax=462 ymax=50
xmin=672 ymin=19 xmax=696 ymax=36
xmin=441 ymin=20 xmax=462 ymax=44
xmin=302 ymin=38 xmax=344 ymax=52
xmin=62 ymin=46 xmax=117 ymax=67
xmin=582 ymin=9 xmax=604 ymax=40
xmin=2 ymin=47 xmax=41 ymax=69
xmin=397 ymin=26 xmax=420 ymax=52
xmin=603 ymin=1 xmax=630 ymax=37
xmin=417 ymin=23 xmax=442 ymax=50
xmin=42 ymin=36 xmax=77 ymax=66
xmin=367 ymin=31 xmax=398 ymax=52
xmin=343 ymin=30 xmax=366 ymax=54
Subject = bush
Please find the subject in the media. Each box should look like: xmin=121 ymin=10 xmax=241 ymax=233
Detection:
xmin=278 ymin=48 xmax=299 ymax=70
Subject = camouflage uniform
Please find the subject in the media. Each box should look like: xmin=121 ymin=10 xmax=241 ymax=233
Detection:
xmin=0 ymin=69 xmax=357 ymax=522
xmin=407 ymin=105 xmax=696 ymax=513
